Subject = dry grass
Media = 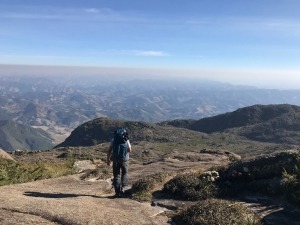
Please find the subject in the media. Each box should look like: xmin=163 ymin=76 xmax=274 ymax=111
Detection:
xmin=131 ymin=172 xmax=172 ymax=202
xmin=80 ymin=165 xmax=112 ymax=180
xmin=0 ymin=158 xmax=75 ymax=186
xmin=173 ymin=198 xmax=261 ymax=225
xmin=163 ymin=171 xmax=219 ymax=201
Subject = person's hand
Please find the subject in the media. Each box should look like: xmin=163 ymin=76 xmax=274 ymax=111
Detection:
xmin=107 ymin=159 xmax=111 ymax=166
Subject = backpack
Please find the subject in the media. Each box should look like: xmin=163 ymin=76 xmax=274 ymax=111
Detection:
xmin=112 ymin=128 xmax=129 ymax=161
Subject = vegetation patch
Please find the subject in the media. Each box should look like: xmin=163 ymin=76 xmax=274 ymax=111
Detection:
xmin=57 ymin=148 xmax=104 ymax=161
xmin=80 ymin=165 xmax=111 ymax=180
xmin=163 ymin=171 xmax=219 ymax=201
xmin=172 ymin=198 xmax=261 ymax=225
xmin=0 ymin=158 xmax=75 ymax=186
xmin=282 ymin=162 xmax=300 ymax=207
xmin=131 ymin=172 xmax=171 ymax=202
xmin=210 ymin=150 xmax=300 ymax=207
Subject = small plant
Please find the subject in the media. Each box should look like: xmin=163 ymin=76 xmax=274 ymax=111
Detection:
xmin=282 ymin=163 xmax=300 ymax=207
xmin=131 ymin=172 xmax=169 ymax=202
xmin=163 ymin=171 xmax=219 ymax=200
xmin=173 ymin=198 xmax=261 ymax=225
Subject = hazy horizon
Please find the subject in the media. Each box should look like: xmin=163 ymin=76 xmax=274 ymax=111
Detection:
xmin=1 ymin=1 xmax=300 ymax=90
xmin=0 ymin=63 xmax=299 ymax=90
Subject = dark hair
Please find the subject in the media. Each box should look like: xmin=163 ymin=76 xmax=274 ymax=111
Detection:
xmin=114 ymin=127 xmax=129 ymax=140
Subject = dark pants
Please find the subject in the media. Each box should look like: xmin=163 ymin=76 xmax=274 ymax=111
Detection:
xmin=112 ymin=160 xmax=128 ymax=194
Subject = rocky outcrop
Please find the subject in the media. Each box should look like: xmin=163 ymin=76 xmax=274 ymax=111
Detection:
xmin=218 ymin=150 xmax=300 ymax=196
xmin=221 ymin=150 xmax=299 ymax=181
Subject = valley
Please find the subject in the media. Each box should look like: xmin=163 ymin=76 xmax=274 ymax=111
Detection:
xmin=1 ymin=75 xmax=300 ymax=150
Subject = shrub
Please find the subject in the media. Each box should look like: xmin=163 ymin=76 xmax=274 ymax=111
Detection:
xmin=131 ymin=172 xmax=169 ymax=202
xmin=282 ymin=163 xmax=300 ymax=207
xmin=216 ymin=151 xmax=300 ymax=201
xmin=163 ymin=171 xmax=219 ymax=201
xmin=173 ymin=198 xmax=261 ymax=225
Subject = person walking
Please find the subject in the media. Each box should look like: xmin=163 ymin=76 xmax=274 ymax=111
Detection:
xmin=107 ymin=128 xmax=132 ymax=197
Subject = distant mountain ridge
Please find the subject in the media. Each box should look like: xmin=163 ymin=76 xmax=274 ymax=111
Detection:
xmin=2 ymin=76 xmax=300 ymax=144
xmin=0 ymin=120 xmax=54 ymax=151
xmin=56 ymin=104 xmax=300 ymax=149
xmin=160 ymin=104 xmax=300 ymax=132
xmin=3 ymin=104 xmax=300 ymax=151
xmin=161 ymin=104 xmax=300 ymax=144
xmin=55 ymin=117 xmax=205 ymax=148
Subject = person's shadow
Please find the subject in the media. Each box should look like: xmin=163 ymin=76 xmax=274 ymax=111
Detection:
xmin=258 ymin=203 xmax=300 ymax=225
xmin=23 ymin=191 xmax=130 ymax=199
xmin=24 ymin=191 xmax=106 ymax=199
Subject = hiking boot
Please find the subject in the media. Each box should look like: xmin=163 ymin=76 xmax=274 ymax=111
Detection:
xmin=120 ymin=187 xmax=125 ymax=195
xmin=113 ymin=192 xmax=121 ymax=198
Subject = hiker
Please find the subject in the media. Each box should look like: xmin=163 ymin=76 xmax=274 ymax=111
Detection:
xmin=107 ymin=128 xmax=132 ymax=197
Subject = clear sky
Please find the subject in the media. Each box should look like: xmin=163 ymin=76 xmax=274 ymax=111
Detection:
xmin=0 ymin=0 xmax=300 ymax=88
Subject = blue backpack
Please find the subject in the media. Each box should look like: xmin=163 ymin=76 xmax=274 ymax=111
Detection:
xmin=112 ymin=128 xmax=129 ymax=161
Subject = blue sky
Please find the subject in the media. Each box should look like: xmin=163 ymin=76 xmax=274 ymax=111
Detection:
xmin=0 ymin=0 xmax=300 ymax=88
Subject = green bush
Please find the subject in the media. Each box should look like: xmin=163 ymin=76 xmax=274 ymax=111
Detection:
xmin=163 ymin=172 xmax=218 ymax=201
xmin=283 ymin=164 xmax=300 ymax=207
xmin=173 ymin=199 xmax=261 ymax=225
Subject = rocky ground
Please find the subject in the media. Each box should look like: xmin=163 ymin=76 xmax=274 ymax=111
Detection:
xmin=1 ymin=150 xmax=300 ymax=225
xmin=0 ymin=150 xmax=231 ymax=225
xmin=0 ymin=174 xmax=169 ymax=225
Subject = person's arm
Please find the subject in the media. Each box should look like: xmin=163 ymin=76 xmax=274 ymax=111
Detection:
xmin=107 ymin=143 xmax=113 ymax=166
xmin=127 ymin=140 xmax=132 ymax=153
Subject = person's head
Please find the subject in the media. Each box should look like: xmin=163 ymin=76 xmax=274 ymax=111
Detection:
xmin=114 ymin=127 xmax=129 ymax=140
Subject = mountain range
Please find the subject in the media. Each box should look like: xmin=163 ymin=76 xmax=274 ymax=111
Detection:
xmin=160 ymin=104 xmax=300 ymax=145
xmin=1 ymin=76 xmax=300 ymax=141
xmin=1 ymin=75 xmax=300 ymax=151
xmin=57 ymin=104 xmax=300 ymax=153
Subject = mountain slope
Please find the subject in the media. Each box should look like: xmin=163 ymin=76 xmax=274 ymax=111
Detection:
xmin=0 ymin=120 xmax=54 ymax=151
xmin=55 ymin=117 xmax=206 ymax=148
xmin=161 ymin=104 xmax=300 ymax=144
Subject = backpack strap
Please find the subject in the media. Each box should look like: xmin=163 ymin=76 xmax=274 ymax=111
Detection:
xmin=112 ymin=140 xmax=129 ymax=161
